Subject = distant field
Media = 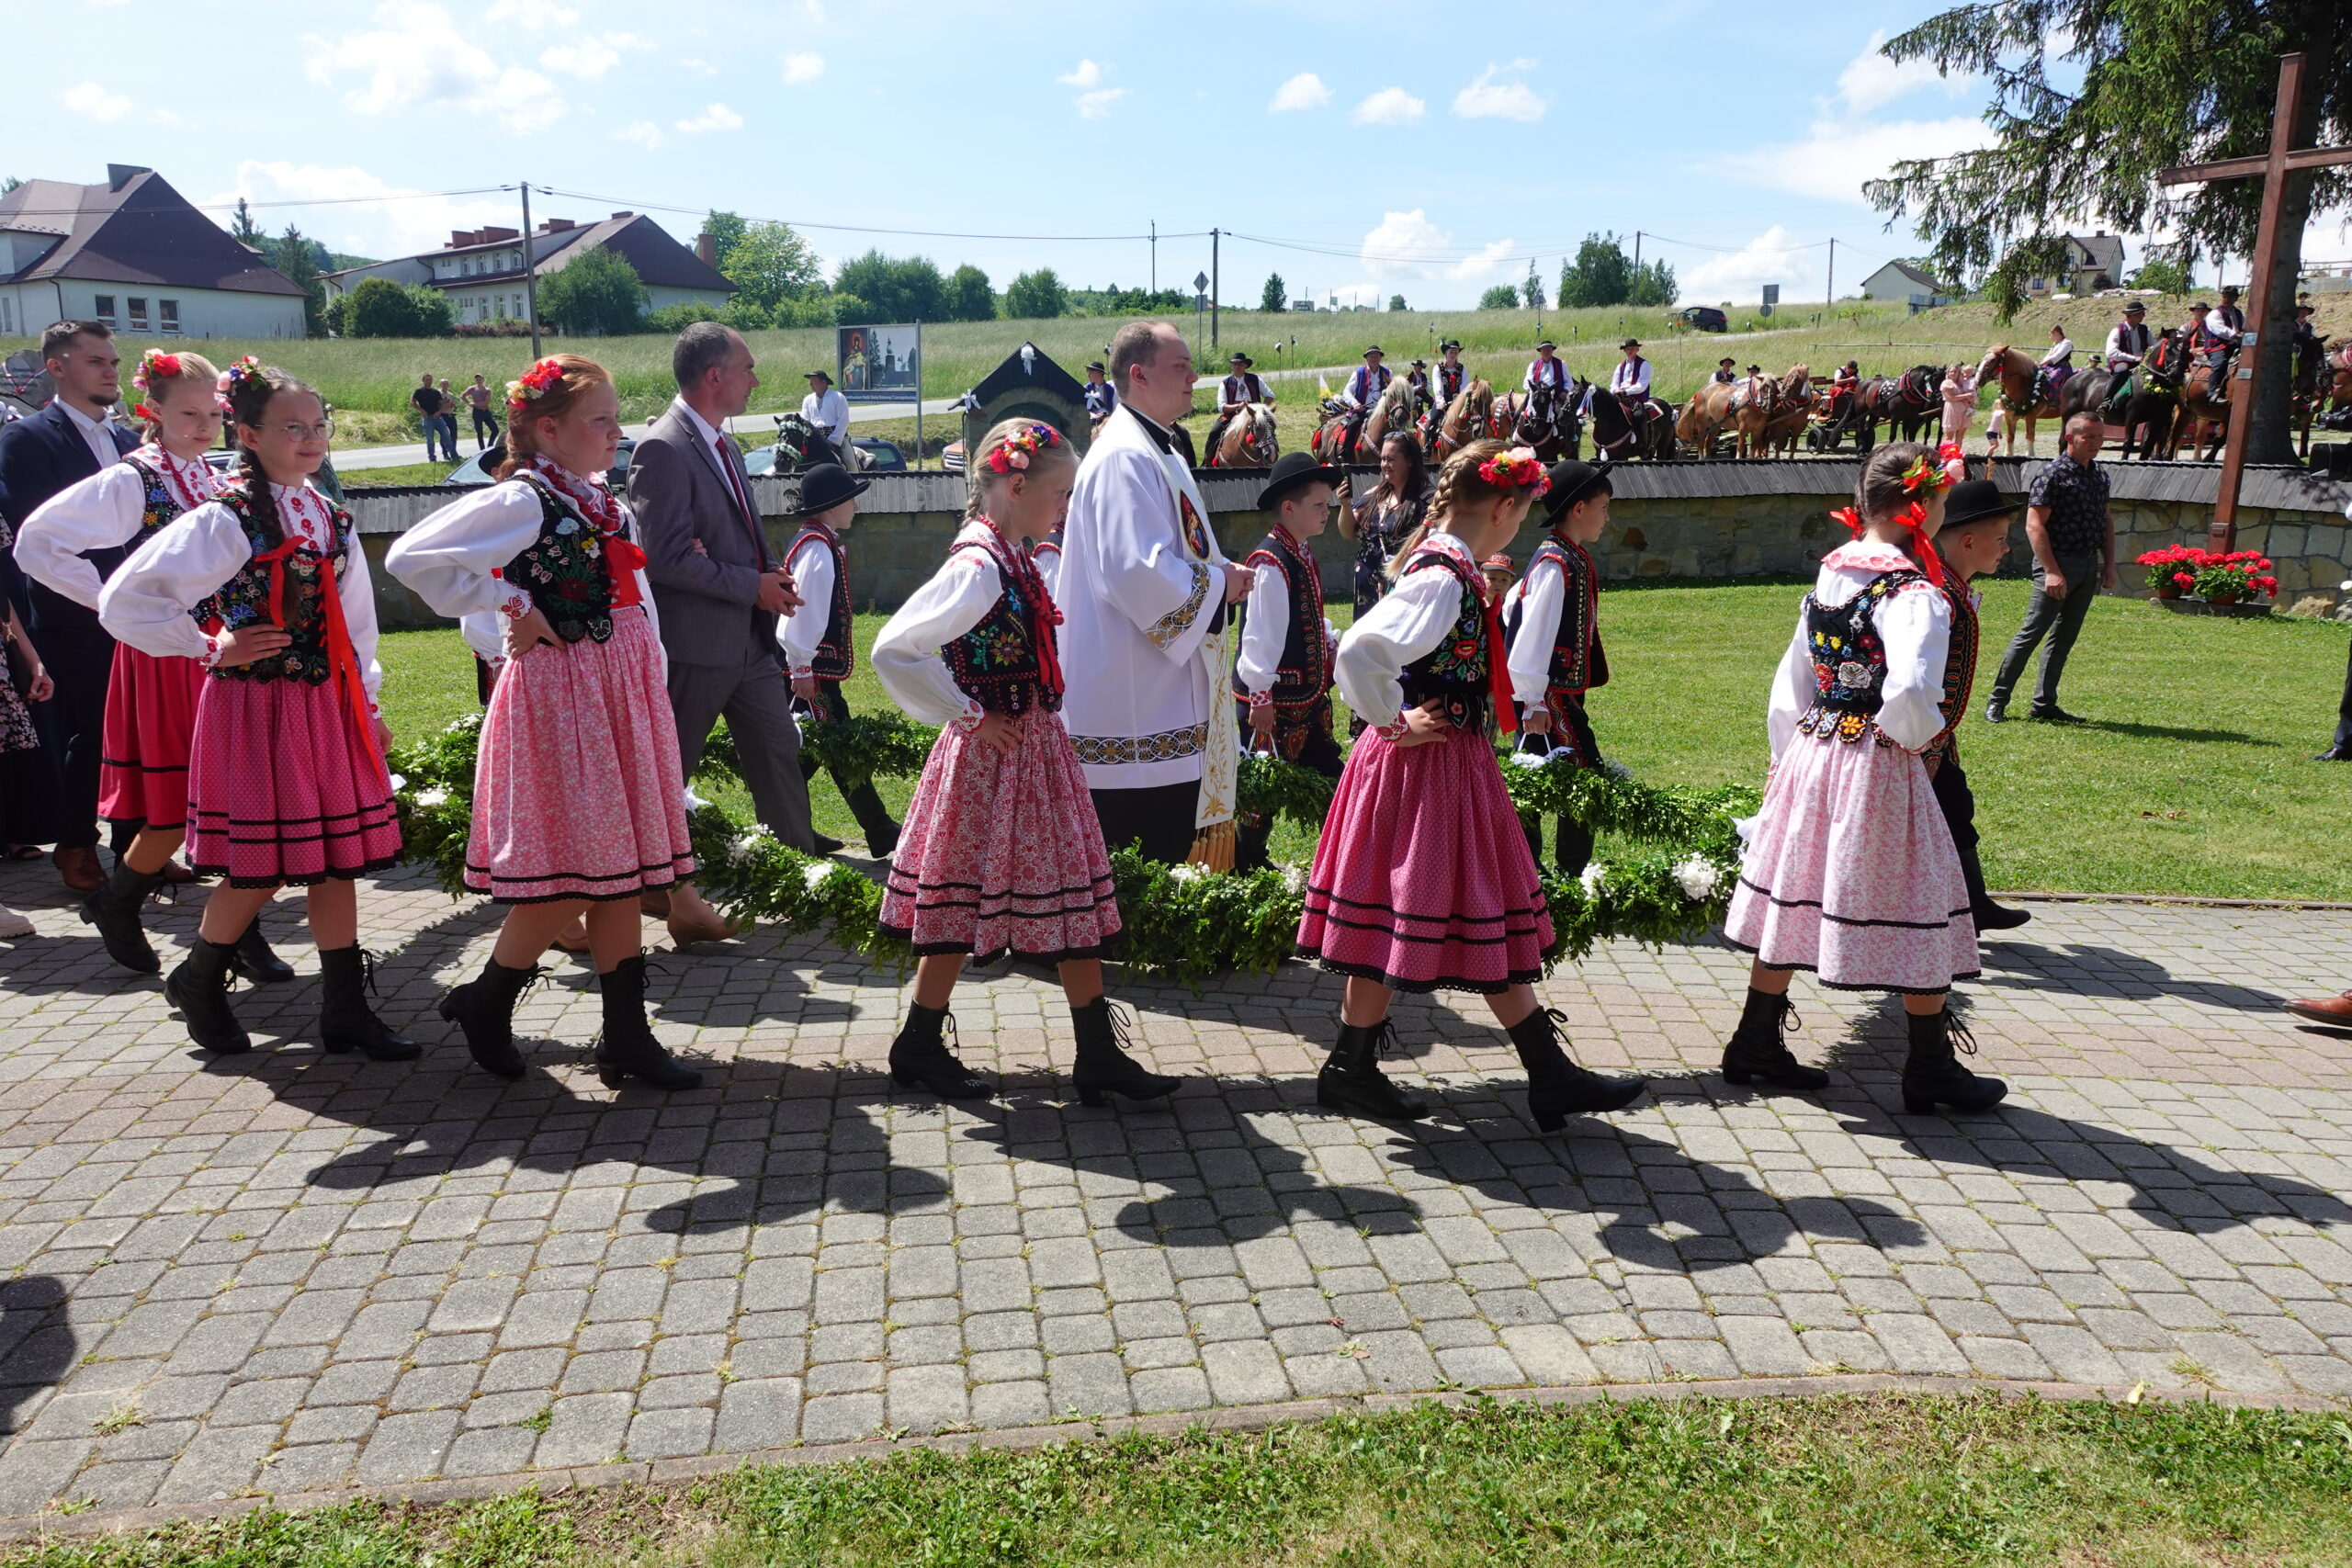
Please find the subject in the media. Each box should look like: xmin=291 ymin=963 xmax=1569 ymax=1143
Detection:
xmin=10 ymin=289 xmax=2338 ymax=445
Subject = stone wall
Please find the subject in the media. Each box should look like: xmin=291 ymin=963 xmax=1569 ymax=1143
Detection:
xmin=350 ymin=459 xmax=2352 ymax=629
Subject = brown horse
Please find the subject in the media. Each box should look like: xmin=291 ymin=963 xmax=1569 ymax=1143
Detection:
xmin=2165 ymin=356 xmax=2233 ymax=460
xmin=1676 ymin=380 xmax=1738 ymax=457
xmin=1733 ymin=366 xmax=1810 ymax=457
xmin=1317 ymin=376 xmax=1418 ymax=466
xmin=1424 ymin=378 xmax=1494 ymax=459
xmin=1209 ymin=401 xmax=1278 ymax=468
xmin=1976 ymin=346 xmax=2063 ymax=456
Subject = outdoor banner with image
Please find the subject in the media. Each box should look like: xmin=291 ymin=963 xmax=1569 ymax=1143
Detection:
xmin=837 ymin=324 xmax=921 ymax=402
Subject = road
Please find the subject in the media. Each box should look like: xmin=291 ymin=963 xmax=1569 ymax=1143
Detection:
xmin=332 ymin=396 xmax=969 ymax=472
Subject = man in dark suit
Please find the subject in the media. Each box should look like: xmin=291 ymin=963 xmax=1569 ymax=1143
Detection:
xmin=0 ymin=321 xmax=137 ymax=893
xmin=629 ymin=323 xmax=823 ymax=878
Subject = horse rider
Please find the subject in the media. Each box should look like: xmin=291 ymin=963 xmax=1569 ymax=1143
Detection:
xmin=2099 ymin=299 xmax=2154 ymax=422
xmin=1406 ymin=358 xmax=1431 ymax=400
xmin=1434 ymin=339 xmax=1468 ymax=406
xmin=1525 ymin=340 xmax=1570 ymax=399
xmin=1712 ymin=356 xmax=1738 ymax=387
xmin=2291 ymin=301 xmax=2324 ymax=383
xmin=1204 ymin=351 xmax=1272 ymax=463
xmin=1082 ymin=360 xmax=1118 ymax=424
xmin=2037 ymin=322 xmax=2075 ymax=402
xmin=800 ymin=367 xmax=851 ymax=465
xmin=1824 ymin=359 xmax=1860 ymax=423
xmin=2186 ymin=302 xmax=2233 ymax=382
xmin=1336 ymin=344 xmax=1392 ymax=453
xmin=2213 ymin=284 xmax=2246 ymax=342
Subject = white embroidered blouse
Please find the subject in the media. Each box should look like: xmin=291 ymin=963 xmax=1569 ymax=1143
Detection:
xmin=17 ymin=445 xmax=220 ymax=610
xmin=1764 ymin=538 xmax=1951 ymax=759
xmin=1334 ymin=529 xmax=1481 ymax=735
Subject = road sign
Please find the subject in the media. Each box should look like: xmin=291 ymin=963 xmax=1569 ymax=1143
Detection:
xmin=1761 ymin=284 xmax=1780 ymax=304
xmin=1193 ymin=271 xmax=1209 ymax=293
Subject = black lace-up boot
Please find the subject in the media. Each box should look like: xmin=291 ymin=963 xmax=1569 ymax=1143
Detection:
xmin=437 ymin=955 xmax=542 ymax=1079
xmin=231 ymin=919 xmax=296 ymax=983
xmin=82 ymin=859 xmax=164 ymax=974
xmin=164 ymin=936 xmax=250 ymax=1054
xmin=1507 ymin=1006 xmax=1645 ymax=1130
xmin=889 ymin=1003 xmax=991 ymax=1098
xmin=1070 ymin=998 xmax=1178 ymax=1107
xmin=1316 ymin=1018 xmax=1430 ymax=1122
xmin=1901 ymin=1005 xmax=2008 ymax=1115
xmin=593 ymin=955 xmax=702 ymax=1090
xmin=1720 ymin=987 xmax=1830 ymax=1090
xmin=318 ymin=946 xmax=420 ymax=1061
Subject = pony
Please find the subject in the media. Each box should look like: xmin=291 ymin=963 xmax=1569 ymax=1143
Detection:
xmin=1975 ymin=345 xmax=2064 ymax=456
xmin=1208 ymin=401 xmax=1278 ymax=468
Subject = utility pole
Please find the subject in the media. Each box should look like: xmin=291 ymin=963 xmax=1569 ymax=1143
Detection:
xmin=1211 ymin=228 xmax=1220 ymax=348
xmin=1632 ymin=231 xmax=1642 ymax=298
xmin=519 ymin=183 xmax=542 ymax=359
xmin=1149 ymin=220 xmax=1157 ymax=297
xmin=1825 ymin=237 xmax=1835 ymax=317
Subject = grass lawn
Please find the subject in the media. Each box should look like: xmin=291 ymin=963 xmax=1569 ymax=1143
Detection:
xmin=378 ymin=577 xmax=2352 ymax=903
xmin=12 ymin=1393 xmax=2352 ymax=1566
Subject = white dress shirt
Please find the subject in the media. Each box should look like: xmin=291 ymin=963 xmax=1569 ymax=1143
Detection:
xmin=871 ymin=520 xmax=1003 ymax=729
xmin=777 ymin=530 xmax=839 ymax=676
xmin=97 ymin=481 xmax=384 ymax=708
xmin=1503 ymin=552 xmax=1569 ymax=708
xmin=2105 ymin=322 xmax=2154 ymax=363
xmin=1610 ymin=358 xmax=1650 ymax=398
xmin=17 ymin=445 xmax=218 ymax=609
xmin=1334 ymin=530 xmax=1479 ymax=732
xmin=57 ymin=400 xmax=129 ymax=472
xmin=800 ymin=388 xmax=851 ymax=452
xmin=2041 ymin=337 xmax=2075 ymax=367
xmin=1233 ymin=536 xmax=1336 ymax=702
xmin=1762 ymin=541 xmax=1951 ymax=760
xmin=1525 ymin=356 xmax=1568 ymax=391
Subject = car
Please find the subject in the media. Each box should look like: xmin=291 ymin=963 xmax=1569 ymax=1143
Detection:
xmin=742 ymin=436 xmax=910 ymax=476
xmin=1677 ymin=306 xmax=1729 ymax=333
xmin=443 ymin=436 xmax=635 ymax=488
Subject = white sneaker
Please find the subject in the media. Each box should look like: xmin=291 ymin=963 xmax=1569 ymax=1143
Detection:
xmin=0 ymin=904 xmax=34 ymax=940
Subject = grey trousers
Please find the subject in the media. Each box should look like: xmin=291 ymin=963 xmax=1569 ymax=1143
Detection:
xmin=1990 ymin=551 xmax=2100 ymax=712
xmin=668 ymin=648 xmax=817 ymax=852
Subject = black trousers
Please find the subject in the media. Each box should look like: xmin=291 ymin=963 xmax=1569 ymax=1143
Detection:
xmin=1929 ymin=755 xmax=1994 ymax=912
xmin=797 ymin=682 xmax=899 ymax=847
xmin=1990 ymin=551 xmax=2099 ymax=712
xmin=1235 ymin=714 xmax=1343 ymax=870
xmin=34 ymin=628 xmax=112 ymax=852
xmin=1515 ymin=700 xmax=1600 ymax=875
xmin=1090 ymin=779 xmax=1199 ymax=865
xmin=2331 ymin=638 xmax=2352 ymax=754
xmin=471 ymin=408 xmax=499 ymax=449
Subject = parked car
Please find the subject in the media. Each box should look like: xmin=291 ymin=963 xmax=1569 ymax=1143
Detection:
xmin=444 ymin=437 xmax=635 ymax=489
xmin=1676 ymin=306 xmax=1729 ymax=333
xmin=742 ymin=435 xmax=909 ymax=475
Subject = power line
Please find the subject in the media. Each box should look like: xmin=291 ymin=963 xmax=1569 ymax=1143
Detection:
xmin=533 ymin=186 xmax=1212 ymax=244
xmin=0 ymin=185 xmax=513 ymax=220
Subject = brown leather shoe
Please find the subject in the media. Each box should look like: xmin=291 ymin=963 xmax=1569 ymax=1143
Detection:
xmin=158 ymin=859 xmax=198 ymax=886
xmin=638 ymin=887 xmax=674 ymax=919
xmin=669 ymin=909 xmax=748 ymax=950
xmin=2283 ymin=991 xmax=2352 ymax=1027
xmin=52 ymin=846 xmax=103 ymax=894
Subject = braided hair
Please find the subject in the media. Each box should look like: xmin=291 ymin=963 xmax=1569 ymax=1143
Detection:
xmin=223 ymin=364 xmax=315 ymax=550
xmin=1385 ymin=437 xmax=1522 ymax=581
xmin=966 ymin=418 xmax=1078 ymax=522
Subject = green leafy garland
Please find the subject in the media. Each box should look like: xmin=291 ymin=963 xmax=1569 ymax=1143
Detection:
xmin=389 ymin=715 xmax=1757 ymax=984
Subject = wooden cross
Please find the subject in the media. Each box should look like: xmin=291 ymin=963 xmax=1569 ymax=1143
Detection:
xmin=2158 ymin=52 xmax=2352 ymax=552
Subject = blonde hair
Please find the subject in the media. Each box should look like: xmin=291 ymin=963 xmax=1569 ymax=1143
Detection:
xmin=131 ymin=348 xmax=220 ymax=437
xmin=965 ymin=417 xmax=1079 ymax=519
xmin=1385 ymin=437 xmax=1525 ymax=581
xmin=496 ymin=354 xmax=612 ymax=479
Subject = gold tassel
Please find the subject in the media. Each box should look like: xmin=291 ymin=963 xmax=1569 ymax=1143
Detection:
xmin=1185 ymin=820 xmax=1235 ymax=873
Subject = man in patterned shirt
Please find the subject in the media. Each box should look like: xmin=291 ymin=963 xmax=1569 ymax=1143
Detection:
xmin=1985 ymin=412 xmax=2116 ymax=724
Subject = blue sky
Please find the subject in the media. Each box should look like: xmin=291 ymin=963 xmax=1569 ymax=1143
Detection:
xmin=21 ymin=0 xmax=2022 ymax=308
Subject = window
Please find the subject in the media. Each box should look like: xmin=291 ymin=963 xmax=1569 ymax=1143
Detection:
xmin=128 ymin=297 xmax=149 ymax=330
xmin=494 ymin=297 xmax=506 ymax=319
xmin=2028 ymin=276 xmax=2048 ymax=293
xmin=159 ymin=299 xmax=179 ymax=333
xmin=94 ymin=294 xmax=117 ymax=324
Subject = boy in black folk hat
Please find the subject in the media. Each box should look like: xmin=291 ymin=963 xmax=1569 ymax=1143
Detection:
xmin=1232 ymin=452 xmax=1344 ymax=869
xmin=1927 ymin=477 xmax=2030 ymax=930
xmin=1503 ymin=458 xmax=1613 ymax=874
xmin=779 ymin=463 xmax=902 ymax=856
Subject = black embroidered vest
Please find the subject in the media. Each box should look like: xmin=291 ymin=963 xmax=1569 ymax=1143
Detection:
xmin=1396 ymin=549 xmax=1491 ymax=730
xmin=942 ymin=541 xmax=1057 ymax=716
xmin=790 ymin=524 xmax=854 ymax=679
xmin=1507 ymin=536 xmax=1610 ymax=706
xmin=499 ymin=475 xmax=630 ymax=645
xmin=195 ymin=485 xmax=353 ymax=687
xmin=1795 ymin=570 xmax=1928 ymax=745
xmin=84 ymin=456 xmax=193 ymax=587
xmin=1921 ymin=585 xmax=1979 ymax=773
xmin=1231 ymin=529 xmax=1333 ymax=757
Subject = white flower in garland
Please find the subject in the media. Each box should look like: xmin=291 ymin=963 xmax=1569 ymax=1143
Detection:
xmin=1168 ymin=863 xmax=1207 ymax=886
xmin=1672 ymin=855 xmax=1719 ymax=901
xmin=388 ymin=773 xmax=407 ymax=792
xmin=1507 ymin=748 xmax=1552 ymax=770
xmin=1577 ymin=863 xmax=1606 ymax=898
xmin=802 ymin=861 xmax=839 ymax=895
xmin=1281 ymin=863 xmax=1309 ymax=896
xmin=684 ymin=784 xmax=711 ymax=812
xmin=413 ymin=786 xmax=450 ymax=809
xmin=728 ymin=829 xmax=770 ymax=866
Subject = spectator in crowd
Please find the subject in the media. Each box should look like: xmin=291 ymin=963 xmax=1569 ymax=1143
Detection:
xmin=800 ymin=369 xmax=850 ymax=466
xmin=1082 ymin=361 xmax=1117 ymax=424
xmin=412 ymin=373 xmax=450 ymax=463
xmin=436 ymin=379 xmax=463 ymax=461
xmin=1984 ymin=412 xmax=2115 ymax=725
xmin=463 ymin=374 xmax=498 ymax=452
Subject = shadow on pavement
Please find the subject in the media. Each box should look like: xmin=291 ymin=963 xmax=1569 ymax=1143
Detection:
xmin=0 ymin=1276 xmax=72 ymax=1438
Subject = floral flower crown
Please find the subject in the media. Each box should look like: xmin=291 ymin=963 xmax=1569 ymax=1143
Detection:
xmin=1901 ymin=441 xmax=1967 ymax=496
xmin=506 ymin=358 xmax=566 ymax=414
xmin=986 ymin=423 xmax=1061 ymax=475
xmin=1476 ymin=446 xmax=1551 ymax=497
xmin=130 ymin=349 xmax=188 ymax=422
xmin=219 ymin=356 xmax=266 ymax=397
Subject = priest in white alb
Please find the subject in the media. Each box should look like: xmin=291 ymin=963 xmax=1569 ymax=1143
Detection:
xmin=1057 ymin=321 xmax=1253 ymax=865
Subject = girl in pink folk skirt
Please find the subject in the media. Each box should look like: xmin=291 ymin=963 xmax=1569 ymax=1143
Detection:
xmin=19 ymin=349 xmax=290 ymax=982
xmin=870 ymin=419 xmax=1176 ymax=1109
xmin=1298 ymin=439 xmax=1643 ymax=1132
xmin=98 ymin=363 xmax=412 ymax=1060
xmin=1721 ymin=440 xmax=2006 ymax=1115
xmin=387 ymin=355 xmax=699 ymax=1091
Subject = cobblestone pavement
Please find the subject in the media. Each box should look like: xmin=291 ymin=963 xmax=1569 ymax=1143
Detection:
xmin=0 ymin=863 xmax=2346 ymax=1518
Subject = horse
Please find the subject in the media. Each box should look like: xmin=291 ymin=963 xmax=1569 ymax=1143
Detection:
xmin=1734 ymin=366 xmax=1809 ymax=458
xmin=1807 ymin=376 xmax=1884 ymax=452
xmin=1976 ymin=345 xmax=2064 ymax=456
xmin=1316 ymin=376 xmax=1419 ymax=467
xmin=1586 ymin=386 xmax=1675 ymax=461
xmin=1207 ymin=401 xmax=1278 ymax=468
xmin=769 ymin=412 xmax=872 ymax=472
xmin=1676 ymin=380 xmax=1739 ymax=457
xmin=2291 ymin=333 xmax=2335 ymax=458
xmin=1423 ymin=378 xmax=1494 ymax=459
xmin=1513 ymin=381 xmax=1581 ymax=460
xmin=2166 ymin=349 xmax=2234 ymax=460
xmin=1883 ymin=365 xmax=1946 ymax=442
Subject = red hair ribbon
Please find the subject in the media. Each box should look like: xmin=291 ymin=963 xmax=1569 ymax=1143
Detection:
xmin=1830 ymin=506 xmax=1864 ymax=538
xmin=1483 ymin=594 xmax=1517 ymax=736
xmin=1895 ymin=500 xmax=1949 ymax=588
xmin=248 ymin=533 xmax=384 ymax=773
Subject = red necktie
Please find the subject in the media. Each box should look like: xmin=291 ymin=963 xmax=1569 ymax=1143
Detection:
xmin=715 ymin=434 xmax=766 ymax=567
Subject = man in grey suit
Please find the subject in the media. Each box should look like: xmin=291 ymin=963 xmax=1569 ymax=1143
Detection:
xmin=630 ymin=324 xmax=826 ymax=870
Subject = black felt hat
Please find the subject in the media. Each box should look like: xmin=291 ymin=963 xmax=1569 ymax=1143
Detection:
xmin=1085 ymin=360 xmax=1106 ymax=373
xmin=1541 ymin=458 xmax=1611 ymax=521
xmin=1940 ymin=477 xmax=2019 ymax=530
xmin=1229 ymin=351 xmax=1253 ymax=366
xmin=791 ymin=462 xmax=868 ymax=516
xmin=805 ymin=367 xmax=832 ymax=383
xmin=1535 ymin=338 xmax=1557 ymax=351
xmin=1619 ymin=337 xmax=1643 ymax=350
xmin=1363 ymin=344 xmax=1385 ymax=356
xmin=2120 ymin=299 xmax=2146 ymax=315
xmin=1257 ymin=450 xmax=1343 ymax=511
xmin=1439 ymin=337 xmax=1462 ymax=351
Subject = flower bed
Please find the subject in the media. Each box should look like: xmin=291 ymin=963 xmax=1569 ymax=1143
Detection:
xmin=390 ymin=716 xmax=1758 ymax=986
xmin=2135 ymin=544 xmax=2278 ymax=605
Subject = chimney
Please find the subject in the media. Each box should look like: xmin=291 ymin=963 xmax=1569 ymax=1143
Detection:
xmin=540 ymin=217 xmax=574 ymax=234
xmin=610 ymin=210 xmax=633 ymax=220
xmin=481 ymin=226 xmax=517 ymax=243
xmin=450 ymin=230 xmax=478 ymax=248
xmin=106 ymin=164 xmax=149 ymax=192
xmin=695 ymin=231 xmax=718 ymax=266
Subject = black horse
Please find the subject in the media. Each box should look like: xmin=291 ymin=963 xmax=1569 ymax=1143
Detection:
xmin=2063 ymin=331 xmax=2186 ymax=461
xmin=1585 ymin=384 xmax=1673 ymax=461
xmin=1883 ymin=365 xmax=1946 ymax=442
xmin=1513 ymin=378 xmax=1584 ymax=461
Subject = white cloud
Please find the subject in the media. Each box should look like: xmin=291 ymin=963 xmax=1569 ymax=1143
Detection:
xmin=613 ymin=120 xmax=664 ymax=151
xmin=803 ymin=0 xmax=824 ymax=19
xmin=209 ymin=160 xmax=514 ymax=260
xmin=484 ymin=0 xmax=576 ymax=28
xmin=305 ymin=3 xmax=565 ymax=134
xmin=1681 ymin=226 xmax=1816 ymax=301
xmin=1357 ymin=209 xmax=1518 ymax=286
xmin=1351 ymin=87 xmax=1425 ymax=127
xmin=676 ymin=102 xmax=744 ymax=133
xmin=1834 ymin=28 xmax=1965 ymax=115
xmin=783 ymin=51 xmax=825 ymax=85
xmin=1074 ymin=87 xmax=1126 ymax=119
xmin=539 ymin=32 xmax=648 ymax=80
xmin=1268 ymin=73 xmax=1330 ymax=113
xmin=677 ymin=56 xmax=719 ymax=77
xmin=1057 ymin=59 xmax=1103 ymax=87
xmin=60 ymin=82 xmax=131 ymax=122
xmin=1704 ymin=34 xmax=1990 ymax=203
xmin=1453 ymin=61 xmax=1544 ymax=123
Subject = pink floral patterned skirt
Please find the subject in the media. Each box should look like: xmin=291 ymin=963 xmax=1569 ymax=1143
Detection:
xmin=1296 ymin=723 xmax=1556 ymax=994
xmin=879 ymin=708 xmax=1121 ymax=961
xmin=466 ymin=605 xmax=694 ymax=903
xmin=1724 ymin=732 xmax=1977 ymax=994
xmin=99 ymin=643 xmax=206 ymax=831
xmin=187 ymin=674 xmax=401 ymax=887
